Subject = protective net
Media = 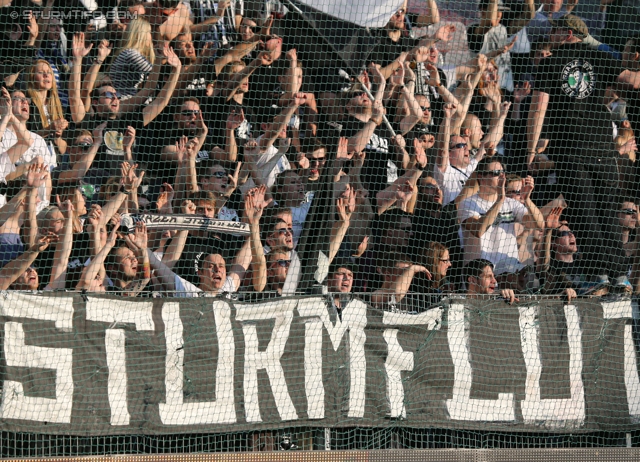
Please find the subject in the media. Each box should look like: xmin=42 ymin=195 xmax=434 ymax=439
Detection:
xmin=0 ymin=0 xmax=639 ymax=456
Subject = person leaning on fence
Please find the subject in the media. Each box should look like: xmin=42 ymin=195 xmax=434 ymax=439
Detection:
xmin=326 ymin=257 xmax=357 ymax=318
xmin=465 ymin=258 xmax=518 ymax=304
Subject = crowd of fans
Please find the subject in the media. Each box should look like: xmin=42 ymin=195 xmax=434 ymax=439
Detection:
xmin=0 ymin=0 xmax=639 ymax=312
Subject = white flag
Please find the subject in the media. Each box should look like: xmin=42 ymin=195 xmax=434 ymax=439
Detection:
xmin=296 ymin=0 xmax=405 ymax=28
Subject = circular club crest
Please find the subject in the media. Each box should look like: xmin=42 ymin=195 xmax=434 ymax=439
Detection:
xmin=561 ymin=59 xmax=595 ymax=99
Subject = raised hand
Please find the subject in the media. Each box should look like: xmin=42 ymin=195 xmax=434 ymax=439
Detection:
xmin=395 ymin=180 xmax=414 ymax=207
xmin=425 ymin=63 xmax=441 ymax=87
xmin=497 ymin=173 xmax=506 ymax=200
xmin=390 ymin=64 xmax=405 ymax=87
xmin=413 ymin=137 xmax=428 ymax=168
xmin=352 ymin=150 xmax=366 ymax=169
xmin=336 ymin=194 xmax=352 ymax=223
xmin=435 ymin=24 xmax=456 ymax=42
xmin=34 ymin=232 xmax=58 ymax=252
xmin=57 ymin=197 xmax=75 ymax=220
xmin=499 ymin=101 xmax=512 ymax=118
xmin=336 ymin=136 xmax=351 ymax=160
xmin=175 ymin=135 xmax=188 ymax=162
xmin=521 ymin=175 xmax=534 ymax=200
xmin=226 ymin=108 xmax=244 ymax=130
xmin=125 ymin=221 xmax=148 ymax=253
xmin=156 ymin=183 xmax=174 ymax=214
xmin=181 ymin=200 xmax=196 ymax=214
xmin=514 ymin=81 xmax=532 ymax=104
xmin=25 ymin=10 xmax=38 ymax=41
xmin=391 ymin=134 xmax=406 ymax=150
xmin=296 ymin=153 xmax=309 ymax=170
xmin=444 ymin=102 xmax=457 ymax=119
xmin=87 ymin=204 xmax=103 ymax=228
xmin=368 ymin=62 xmax=384 ymax=86
xmin=352 ymin=235 xmax=369 ymax=258
xmin=96 ymin=40 xmax=112 ymax=62
xmin=163 ymin=45 xmax=182 ymax=68
xmin=371 ymin=100 xmax=385 ymax=126
xmin=123 ymin=126 xmax=136 ymax=152
xmin=226 ymin=162 xmax=242 ymax=194
xmin=403 ymin=61 xmax=416 ymax=83
xmin=545 ymin=206 xmax=563 ymax=230
xmin=72 ymin=32 xmax=94 ymax=59
xmin=121 ymin=162 xmax=139 ymax=190
xmin=92 ymin=121 xmax=107 ymax=145
xmin=26 ymin=162 xmax=49 ymax=189
xmin=258 ymin=50 xmax=274 ymax=66
xmin=244 ymin=185 xmax=272 ymax=224
xmin=286 ymin=48 xmax=297 ymax=63
xmin=0 ymin=87 xmax=11 ymax=117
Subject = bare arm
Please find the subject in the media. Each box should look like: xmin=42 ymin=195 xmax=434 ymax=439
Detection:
xmin=46 ymin=201 xmax=75 ymax=290
xmin=435 ymin=103 xmax=455 ymax=172
xmin=506 ymin=0 xmax=535 ymax=36
xmin=526 ymin=90 xmax=549 ymax=167
xmin=258 ymin=95 xmax=302 ymax=151
xmin=461 ymin=176 xmax=506 ymax=238
xmin=69 ymin=33 xmax=94 ymax=124
xmin=371 ymin=265 xmax=431 ymax=306
xmin=0 ymin=237 xmax=53 ymax=290
xmin=140 ymin=49 xmax=182 ymax=126
xmin=243 ymin=186 xmax=270 ymax=292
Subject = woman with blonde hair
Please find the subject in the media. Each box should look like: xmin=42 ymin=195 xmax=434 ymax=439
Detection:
xmin=26 ymin=59 xmax=67 ymax=139
xmin=109 ymin=18 xmax=155 ymax=97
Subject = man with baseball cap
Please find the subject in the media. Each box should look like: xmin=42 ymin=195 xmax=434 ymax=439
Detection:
xmin=527 ymin=13 xmax=640 ymax=288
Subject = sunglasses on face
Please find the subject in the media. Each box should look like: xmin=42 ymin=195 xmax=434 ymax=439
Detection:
xmin=555 ymin=230 xmax=574 ymax=238
xmin=275 ymin=227 xmax=293 ymax=236
xmin=181 ymin=109 xmax=200 ymax=116
xmin=450 ymin=143 xmax=467 ymax=150
xmin=273 ymin=259 xmax=291 ymax=268
xmin=420 ymin=106 xmax=430 ymax=111
xmin=506 ymin=189 xmax=521 ymax=195
xmin=485 ymin=169 xmax=505 ymax=177
xmin=101 ymin=91 xmax=120 ymax=100
xmin=208 ymin=171 xmax=227 ymax=178
xmin=73 ymin=142 xmax=93 ymax=150
xmin=620 ymin=208 xmax=637 ymax=215
xmin=395 ymin=8 xmax=406 ymax=15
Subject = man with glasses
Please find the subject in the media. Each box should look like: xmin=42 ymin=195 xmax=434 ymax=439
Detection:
xmin=458 ymin=158 xmax=543 ymax=290
xmin=435 ymin=103 xmax=489 ymax=206
xmin=617 ymin=199 xmax=639 ymax=259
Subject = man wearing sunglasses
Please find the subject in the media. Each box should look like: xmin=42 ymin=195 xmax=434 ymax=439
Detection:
xmin=617 ymin=199 xmax=639 ymax=259
xmin=458 ymin=158 xmax=544 ymax=290
xmin=2 ymin=90 xmax=55 ymax=212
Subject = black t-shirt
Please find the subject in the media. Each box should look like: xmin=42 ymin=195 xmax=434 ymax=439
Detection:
xmin=174 ymin=233 xmax=245 ymax=285
xmin=201 ymin=94 xmax=253 ymax=153
xmin=367 ymin=29 xmax=419 ymax=68
xmin=77 ymin=111 xmax=146 ymax=176
xmin=545 ymin=257 xmax=591 ymax=295
xmin=533 ymin=43 xmax=623 ymax=154
xmin=242 ymin=63 xmax=285 ymax=115
xmin=338 ymin=114 xmax=396 ymax=196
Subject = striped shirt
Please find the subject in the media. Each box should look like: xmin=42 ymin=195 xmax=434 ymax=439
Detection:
xmin=109 ymin=48 xmax=153 ymax=97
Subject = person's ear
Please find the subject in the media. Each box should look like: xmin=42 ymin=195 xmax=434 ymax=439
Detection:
xmin=634 ymin=52 xmax=640 ymax=62
xmin=463 ymin=128 xmax=470 ymax=137
xmin=468 ymin=276 xmax=476 ymax=286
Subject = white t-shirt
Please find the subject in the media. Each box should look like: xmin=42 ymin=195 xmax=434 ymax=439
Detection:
xmin=173 ymin=274 xmax=236 ymax=297
xmin=2 ymin=128 xmax=56 ymax=207
xmin=239 ymin=135 xmax=291 ymax=197
xmin=434 ymin=158 xmax=478 ymax=206
xmin=458 ymin=194 xmax=527 ymax=275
